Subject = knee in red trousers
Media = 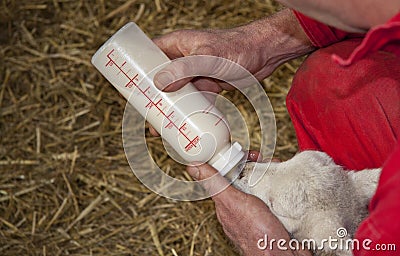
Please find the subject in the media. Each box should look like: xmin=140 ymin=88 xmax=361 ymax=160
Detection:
xmin=286 ymin=39 xmax=400 ymax=170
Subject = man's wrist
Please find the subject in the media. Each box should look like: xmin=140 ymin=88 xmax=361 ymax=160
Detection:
xmin=243 ymin=9 xmax=315 ymax=71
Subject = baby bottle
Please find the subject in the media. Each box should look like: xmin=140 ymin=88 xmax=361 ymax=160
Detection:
xmin=91 ymin=22 xmax=245 ymax=176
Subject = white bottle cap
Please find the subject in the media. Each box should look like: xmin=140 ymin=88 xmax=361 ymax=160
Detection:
xmin=211 ymin=142 xmax=246 ymax=176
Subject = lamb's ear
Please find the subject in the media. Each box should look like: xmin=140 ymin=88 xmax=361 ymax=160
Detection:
xmin=300 ymin=150 xmax=336 ymax=167
xmin=268 ymin=180 xmax=308 ymax=219
xmin=348 ymin=168 xmax=381 ymax=205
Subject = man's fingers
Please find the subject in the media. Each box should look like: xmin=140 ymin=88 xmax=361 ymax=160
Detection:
xmin=153 ymin=74 xmax=192 ymax=92
xmin=148 ymin=125 xmax=160 ymax=137
xmin=246 ymin=150 xmax=263 ymax=162
xmin=187 ymin=163 xmax=230 ymax=197
xmin=153 ymin=55 xmax=203 ymax=91
xmin=153 ymin=55 xmax=253 ymax=92
xmin=187 ymin=163 xmax=242 ymax=200
xmin=152 ymin=32 xmax=187 ymax=59
xmin=245 ymin=150 xmax=281 ymax=163
xmin=192 ymin=77 xmax=224 ymax=93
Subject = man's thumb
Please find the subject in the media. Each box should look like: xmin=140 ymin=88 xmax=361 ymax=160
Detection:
xmin=153 ymin=69 xmax=192 ymax=92
xmin=153 ymin=56 xmax=198 ymax=92
xmin=187 ymin=163 xmax=231 ymax=197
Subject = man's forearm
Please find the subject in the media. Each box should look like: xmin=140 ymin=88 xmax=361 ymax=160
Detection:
xmin=278 ymin=0 xmax=400 ymax=32
xmin=239 ymin=8 xmax=315 ymax=79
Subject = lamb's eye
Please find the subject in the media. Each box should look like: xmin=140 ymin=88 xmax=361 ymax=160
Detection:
xmin=266 ymin=197 xmax=274 ymax=209
xmin=238 ymin=170 xmax=246 ymax=179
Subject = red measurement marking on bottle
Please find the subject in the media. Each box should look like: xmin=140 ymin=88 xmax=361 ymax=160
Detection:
xmin=145 ymin=101 xmax=153 ymax=108
xmin=179 ymin=123 xmax=187 ymax=131
xmin=105 ymin=49 xmax=116 ymax=67
xmin=154 ymin=98 xmax=162 ymax=106
xmin=143 ymin=86 xmax=150 ymax=93
xmin=125 ymin=74 xmax=139 ymax=88
xmin=164 ymin=111 xmax=175 ymax=129
xmin=185 ymin=136 xmax=200 ymax=152
xmin=117 ymin=61 xmax=126 ymax=75
xmin=105 ymin=48 xmax=199 ymax=150
xmin=164 ymin=121 xmax=174 ymax=129
xmin=214 ymin=116 xmax=224 ymax=126
xmin=202 ymin=103 xmax=214 ymax=114
xmin=167 ymin=111 xmax=174 ymax=118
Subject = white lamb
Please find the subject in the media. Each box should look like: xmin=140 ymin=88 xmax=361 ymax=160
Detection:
xmin=232 ymin=151 xmax=381 ymax=256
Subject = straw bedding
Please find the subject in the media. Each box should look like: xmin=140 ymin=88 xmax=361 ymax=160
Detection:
xmin=1 ymin=0 xmax=303 ymax=255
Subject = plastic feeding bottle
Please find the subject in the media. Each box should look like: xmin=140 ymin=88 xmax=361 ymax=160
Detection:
xmin=91 ymin=22 xmax=245 ymax=176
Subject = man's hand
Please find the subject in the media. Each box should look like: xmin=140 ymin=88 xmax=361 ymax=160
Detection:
xmin=186 ymin=153 xmax=312 ymax=256
xmin=152 ymin=8 xmax=314 ymax=92
xmin=148 ymin=9 xmax=314 ymax=136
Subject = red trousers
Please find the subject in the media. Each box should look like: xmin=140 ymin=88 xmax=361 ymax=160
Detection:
xmin=287 ymin=39 xmax=400 ymax=255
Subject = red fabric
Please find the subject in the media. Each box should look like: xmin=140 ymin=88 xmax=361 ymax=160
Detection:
xmin=355 ymin=143 xmax=400 ymax=255
xmin=332 ymin=12 xmax=400 ymax=66
xmin=293 ymin=10 xmax=362 ymax=47
xmin=287 ymin=39 xmax=400 ymax=169
xmin=291 ymin=11 xmax=400 ymax=256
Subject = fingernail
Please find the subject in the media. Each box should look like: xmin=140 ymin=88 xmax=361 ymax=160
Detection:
xmin=154 ymin=71 xmax=173 ymax=90
xmin=187 ymin=166 xmax=200 ymax=180
xmin=247 ymin=150 xmax=262 ymax=162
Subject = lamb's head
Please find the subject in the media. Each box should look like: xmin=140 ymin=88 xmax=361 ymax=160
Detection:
xmin=232 ymin=151 xmax=379 ymax=255
xmin=233 ymin=151 xmax=347 ymax=232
